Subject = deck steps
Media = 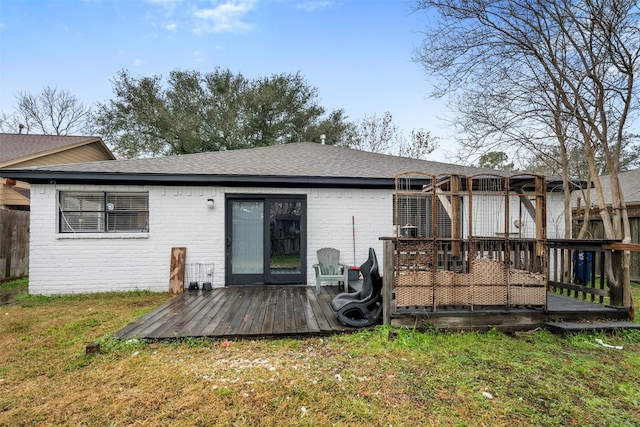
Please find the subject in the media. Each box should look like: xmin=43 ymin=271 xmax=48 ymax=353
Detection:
xmin=545 ymin=320 xmax=640 ymax=334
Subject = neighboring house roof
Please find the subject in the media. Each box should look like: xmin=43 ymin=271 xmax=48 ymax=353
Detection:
xmin=12 ymin=186 xmax=30 ymax=200
xmin=0 ymin=133 xmax=115 ymax=168
xmin=2 ymin=142 xmax=559 ymax=190
xmin=0 ymin=133 xmax=116 ymax=209
xmin=596 ymin=169 xmax=640 ymax=206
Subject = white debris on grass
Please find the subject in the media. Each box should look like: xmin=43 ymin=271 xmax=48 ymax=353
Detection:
xmin=594 ymin=338 xmax=623 ymax=350
xmin=334 ymin=373 xmax=343 ymax=382
xmin=482 ymin=388 xmax=494 ymax=399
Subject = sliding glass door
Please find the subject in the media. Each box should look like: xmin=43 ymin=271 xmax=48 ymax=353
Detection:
xmin=226 ymin=195 xmax=306 ymax=285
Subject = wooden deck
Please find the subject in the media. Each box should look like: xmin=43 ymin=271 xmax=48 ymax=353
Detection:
xmin=115 ymin=284 xmax=631 ymax=339
xmin=116 ymin=285 xmax=354 ymax=340
xmin=544 ymin=320 xmax=640 ymax=334
xmin=390 ymin=293 xmax=630 ymax=332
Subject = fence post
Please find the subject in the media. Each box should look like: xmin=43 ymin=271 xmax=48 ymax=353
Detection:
xmin=382 ymin=239 xmax=394 ymax=325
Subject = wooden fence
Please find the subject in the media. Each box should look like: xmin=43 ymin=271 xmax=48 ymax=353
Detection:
xmin=0 ymin=210 xmax=29 ymax=280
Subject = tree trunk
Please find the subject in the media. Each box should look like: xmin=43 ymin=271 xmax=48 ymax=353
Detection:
xmin=590 ymin=171 xmax=633 ymax=311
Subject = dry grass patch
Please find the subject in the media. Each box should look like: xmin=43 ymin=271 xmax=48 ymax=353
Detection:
xmin=1 ymin=280 xmax=639 ymax=426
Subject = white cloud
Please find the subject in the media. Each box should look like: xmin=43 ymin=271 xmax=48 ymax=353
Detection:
xmin=133 ymin=59 xmax=148 ymax=66
xmin=146 ymin=0 xmax=183 ymax=4
xmin=297 ymin=1 xmax=332 ymax=12
xmin=192 ymin=0 xmax=256 ymax=34
xmin=144 ymin=0 xmax=182 ymax=33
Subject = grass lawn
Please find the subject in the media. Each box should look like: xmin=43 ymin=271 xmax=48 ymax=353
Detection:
xmin=1 ymin=279 xmax=639 ymax=426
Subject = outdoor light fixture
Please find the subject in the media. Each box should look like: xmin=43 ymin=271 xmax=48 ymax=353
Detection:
xmin=206 ymin=198 xmax=214 ymax=208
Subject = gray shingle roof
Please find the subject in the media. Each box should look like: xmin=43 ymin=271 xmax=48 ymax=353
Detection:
xmin=0 ymin=133 xmax=112 ymax=165
xmin=8 ymin=142 xmax=503 ymax=179
xmin=597 ymin=169 xmax=640 ymax=205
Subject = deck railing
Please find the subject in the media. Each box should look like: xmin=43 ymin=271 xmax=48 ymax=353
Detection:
xmin=381 ymin=237 xmax=631 ymax=324
xmin=547 ymin=239 xmax=621 ymax=305
xmin=381 ymin=237 xmax=547 ymax=322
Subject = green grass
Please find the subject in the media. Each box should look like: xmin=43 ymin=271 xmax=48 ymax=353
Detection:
xmin=0 ymin=276 xmax=28 ymax=294
xmin=269 ymin=254 xmax=301 ymax=269
xmin=0 ymin=280 xmax=639 ymax=426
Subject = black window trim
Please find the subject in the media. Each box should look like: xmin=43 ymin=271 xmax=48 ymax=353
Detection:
xmin=58 ymin=191 xmax=149 ymax=234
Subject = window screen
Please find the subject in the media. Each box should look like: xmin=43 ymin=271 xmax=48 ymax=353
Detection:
xmin=59 ymin=192 xmax=149 ymax=233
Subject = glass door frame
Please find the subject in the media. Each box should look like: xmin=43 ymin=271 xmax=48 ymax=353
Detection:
xmin=225 ymin=194 xmax=307 ymax=286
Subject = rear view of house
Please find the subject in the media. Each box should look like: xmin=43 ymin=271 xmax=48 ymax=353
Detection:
xmin=3 ymin=142 xmax=568 ymax=295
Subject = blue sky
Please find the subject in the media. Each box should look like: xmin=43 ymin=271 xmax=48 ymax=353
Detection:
xmin=0 ymin=0 xmax=455 ymax=160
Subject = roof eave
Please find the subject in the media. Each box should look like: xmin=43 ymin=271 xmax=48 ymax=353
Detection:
xmin=1 ymin=170 xmax=396 ymax=189
xmin=2 ymin=169 xmax=576 ymax=192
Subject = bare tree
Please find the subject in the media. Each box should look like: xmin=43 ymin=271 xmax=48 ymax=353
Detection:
xmin=414 ymin=0 xmax=640 ymax=308
xmin=346 ymin=112 xmax=400 ymax=154
xmin=346 ymin=111 xmax=438 ymax=159
xmin=1 ymin=86 xmax=94 ymax=135
xmin=398 ymin=128 xmax=439 ymax=160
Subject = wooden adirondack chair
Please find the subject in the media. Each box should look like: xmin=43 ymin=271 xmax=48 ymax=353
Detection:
xmin=313 ymin=247 xmax=349 ymax=295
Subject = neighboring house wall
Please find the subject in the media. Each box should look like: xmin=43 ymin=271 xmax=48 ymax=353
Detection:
xmin=5 ymin=142 xmax=113 ymax=169
xmin=29 ymin=183 xmax=392 ymax=295
xmin=0 ymin=179 xmax=30 ymax=209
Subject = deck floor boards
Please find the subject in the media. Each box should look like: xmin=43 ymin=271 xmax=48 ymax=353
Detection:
xmin=247 ymin=289 xmax=271 ymax=335
xmin=115 ymin=287 xmax=630 ymax=339
xmin=116 ymin=285 xmax=352 ymax=340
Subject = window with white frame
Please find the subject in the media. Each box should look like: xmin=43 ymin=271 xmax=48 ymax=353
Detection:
xmin=59 ymin=192 xmax=149 ymax=233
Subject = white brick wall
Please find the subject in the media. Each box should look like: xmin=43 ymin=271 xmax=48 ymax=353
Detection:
xmin=28 ymin=182 xmax=565 ymax=295
xmin=29 ymin=183 xmax=393 ymax=295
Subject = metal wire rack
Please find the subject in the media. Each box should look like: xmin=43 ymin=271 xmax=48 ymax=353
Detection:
xmin=185 ymin=263 xmax=214 ymax=290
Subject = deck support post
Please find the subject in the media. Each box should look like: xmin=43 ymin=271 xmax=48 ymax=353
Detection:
xmin=382 ymin=239 xmax=394 ymax=325
xmin=609 ymin=249 xmax=625 ymax=307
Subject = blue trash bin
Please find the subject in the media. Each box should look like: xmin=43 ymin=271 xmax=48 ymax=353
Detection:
xmin=573 ymin=251 xmax=593 ymax=284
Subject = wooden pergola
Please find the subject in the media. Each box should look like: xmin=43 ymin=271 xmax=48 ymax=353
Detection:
xmin=382 ymin=172 xmax=548 ymax=322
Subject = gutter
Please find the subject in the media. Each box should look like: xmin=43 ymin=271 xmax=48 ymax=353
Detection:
xmin=2 ymin=169 xmax=574 ymax=192
xmin=0 ymin=170 xmax=396 ymax=189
